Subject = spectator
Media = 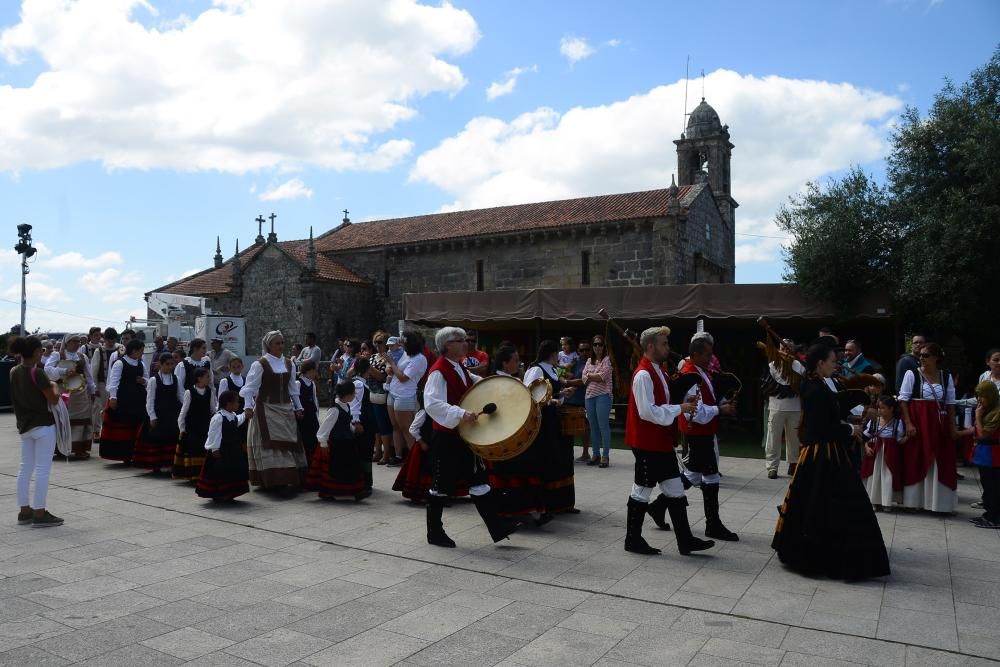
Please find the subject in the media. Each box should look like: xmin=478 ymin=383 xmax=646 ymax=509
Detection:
xmin=359 ymin=340 xmax=374 ymax=359
xmin=297 ymin=332 xmax=323 ymax=366
xmin=842 ymin=339 xmax=880 ymax=378
xmin=979 ymin=348 xmax=1000 ymax=392
xmin=462 ymin=330 xmax=490 ymax=377
xmin=367 ymin=332 xmax=394 ymax=465
xmin=290 ymin=343 xmax=303 ymax=361
xmin=386 ymin=336 xmax=403 ymax=364
xmin=209 ymin=338 xmax=237 ymax=384
xmin=385 ymin=332 xmax=427 ymax=467
xmin=562 ymin=340 xmax=590 ymax=462
xmin=558 ymin=336 xmax=578 ymax=373
xmin=583 ymin=335 xmax=614 ymax=468
xmin=333 ymin=339 xmax=359 ymax=383
xmin=895 ymin=332 xmax=926 ymax=394
xmin=9 ymin=335 xmax=64 ymax=527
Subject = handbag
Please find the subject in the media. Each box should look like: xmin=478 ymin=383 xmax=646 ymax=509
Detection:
xmin=31 ymin=367 xmax=72 ymax=456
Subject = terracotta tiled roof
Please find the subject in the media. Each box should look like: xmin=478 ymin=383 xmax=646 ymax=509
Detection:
xmin=151 ymin=240 xmax=366 ymax=297
xmin=316 ymin=184 xmax=704 ymax=252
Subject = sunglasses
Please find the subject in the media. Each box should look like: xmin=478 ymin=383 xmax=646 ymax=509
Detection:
xmin=592 ymin=342 xmax=605 ymax=346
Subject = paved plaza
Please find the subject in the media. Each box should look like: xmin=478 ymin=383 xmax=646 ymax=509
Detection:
xmin=1 ymin=412 xmax=998 ymax=666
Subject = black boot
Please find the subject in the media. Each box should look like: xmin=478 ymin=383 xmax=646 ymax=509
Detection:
xmin=646 ymin=494 xmax=672 ymax=531
xmin=787 ymin=463 xmax=797 ymax=477
xmin=701 ymin=483 xmax=739 ymax=542
xmin=624 ymin=498 xmax=661 ymax=555
xmin=426 ymin=496 xmax=456 ymax=548
xmin=666 ymin=496 xmax=715 ymax=555
xmin=472 ymin=491 xmax=520 ymax=543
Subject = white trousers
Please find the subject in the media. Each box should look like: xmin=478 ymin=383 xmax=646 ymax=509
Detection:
xmin=18 ymin=425 xmax=56 ymax=509
xmin=764 ymin=410 xmax=801 ymax=472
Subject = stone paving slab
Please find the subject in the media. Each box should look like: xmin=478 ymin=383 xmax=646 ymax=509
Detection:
xmin=1 ymin=412 xmax=999 ymax=665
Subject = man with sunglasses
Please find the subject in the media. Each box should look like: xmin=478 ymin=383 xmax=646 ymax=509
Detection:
xmin=462 ymin=331 xmax=490 ymax=377
xmin=895 ymin=333 xmax=926 ymax=395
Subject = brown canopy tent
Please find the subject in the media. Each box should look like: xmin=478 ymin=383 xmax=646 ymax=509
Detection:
xmin=403 ymin=284 xmax=899 ymax=441
xmin=403 ymin=284 xmax=892 ymax=323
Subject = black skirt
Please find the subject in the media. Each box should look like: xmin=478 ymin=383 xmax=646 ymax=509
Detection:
xmin=539 ymin=405 xmax=575 ymax=512
xmin=772 ymin=441 xmax=890 ymax=580
xmin=196 ymin=442 xmax=250 ymax=500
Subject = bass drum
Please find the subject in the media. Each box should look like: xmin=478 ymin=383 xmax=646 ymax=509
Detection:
xmin=458 ymin=375 xmax=541 ymax=462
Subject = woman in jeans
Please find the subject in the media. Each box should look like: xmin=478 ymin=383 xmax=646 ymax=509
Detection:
xmin=385 ymin=332 xmax=428 ymax=467
xmin=583 ymin=335 xmax=614 ymax=468
xmin=367 ymin=332 xmax=395 ymax=464
xmin=9 ymin=336 xmax=63 ymax=527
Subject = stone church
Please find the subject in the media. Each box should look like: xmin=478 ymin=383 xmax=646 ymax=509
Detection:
xmin=149 ymin=99 xmax=737 ymax=354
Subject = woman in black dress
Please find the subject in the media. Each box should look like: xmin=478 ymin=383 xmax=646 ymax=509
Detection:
xmin=772 ymin=343 xmax=890 ymax=580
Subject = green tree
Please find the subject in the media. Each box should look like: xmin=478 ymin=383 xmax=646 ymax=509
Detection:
xmin=889 ymin=48 xmax=1000 ymax=346
xmin=776 ymin=167 xmax=897 ymax=318
xmin=780 ymin=46 xmax=1000 ymax=349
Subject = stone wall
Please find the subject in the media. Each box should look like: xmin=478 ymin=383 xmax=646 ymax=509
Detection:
xmin=329 ymin=188 xmax=731 ymax=330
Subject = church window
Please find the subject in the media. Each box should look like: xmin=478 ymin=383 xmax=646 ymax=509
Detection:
xmin=476 ymin=260 xmax=484 ymax=291
xmin=705 ymin=223 xmax=712 ymax=241
xmin=581 ymin=251 xmax=591 ymax=286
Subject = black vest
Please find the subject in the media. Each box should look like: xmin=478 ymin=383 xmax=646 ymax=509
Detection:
xmin=117 ymin=359 xmax=147 ymax=421
xmin=331 ymin=403 xmax=353 ymax=442
xmin=299 ymin=379 xmax=318 ymax=417
xmin=185 ymin=387 xmax=212 ymax=431
xmin=220 ymin=414 xmax=241 ymax=451
xmin=154 ymin=373 xmax=181 ymax=423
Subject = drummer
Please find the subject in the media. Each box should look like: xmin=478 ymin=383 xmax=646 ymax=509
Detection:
xmin=423 ymin=326 xmax=520 ymax=548
xmin=45 ymin=334 xmax=98 ymax=459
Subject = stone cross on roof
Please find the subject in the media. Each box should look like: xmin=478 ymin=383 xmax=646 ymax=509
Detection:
xmin=267 ymin=212 xmax=278 ymax=243
xmin=255 ymin=215 xmax=266 ymax=244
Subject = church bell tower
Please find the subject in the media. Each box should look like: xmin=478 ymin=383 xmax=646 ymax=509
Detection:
xmin=674 ymin=98 xmax=737 ymax=279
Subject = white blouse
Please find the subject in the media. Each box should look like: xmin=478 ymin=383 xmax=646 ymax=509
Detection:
xmin=178 ymin=385 xmax=218 ymax=431
xmin=409 ymin=409 xmax=427 ymax=441
xmin=175 ymin=356 xmax=214 ymax=400
xmin=239 ymin=354 xmax=302 ymax=411
xmin=145 ymin=373 xmax=177 ymax=420
xmin=218 ymin=374 xmax=245 ymax=396
xmin=204 ymin=410 xmax=246 ymax=451
xmin=107 ymin=356 xmax=144 ymax=400
xmin=864 ymin=418 xmax=905 ymax=440
xmin=899 ymin=369 xmax=956 ymax=404
xmin=316 ymin=399 xmax=353 ymax=447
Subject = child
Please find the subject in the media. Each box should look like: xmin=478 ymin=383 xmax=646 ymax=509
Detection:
xmin=174 ymin=368 xmax=217 ymax=480
xmin=557 ymin=336 xmax=578 ymax=373
xmin=861 ymin=395 xmax=908 ymax=511
xmin=218 ymin=356 xmax=248 ymax=446
xmin=134 ymin=353 xmax=182 ymax=474
xmin=99 ymin=338 xmax=147 ymax=464
xmin=305 ymin=381 xmax=369 ymax=500
xmin=176 ymin=338 xmax=214 ymax=393
xmin=971 ymin=381 xmax=1000 ymax=529
xmin=196 ymin=390 xmax=250 ymax=502
xmin=350 ymin=358 xmax=376 ymax=490
xmin=297 ymin=360 xmax=320 ymax=463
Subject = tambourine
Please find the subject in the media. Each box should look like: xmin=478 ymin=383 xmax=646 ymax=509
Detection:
xmin=57 ymin=360 xmax=87 ymax=395
xmin=528 ymin=377 xmax=552 ymax=405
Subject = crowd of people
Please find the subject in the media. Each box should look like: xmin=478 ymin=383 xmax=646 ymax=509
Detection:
xmin=761 ymin=329 xmax=1000 ymax=530
xmin=8 ymin=321 xmax=998 ymax=580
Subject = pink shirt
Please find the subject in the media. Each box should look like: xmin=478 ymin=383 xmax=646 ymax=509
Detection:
xmin=582 ymin=356 xmax=613 ymax=399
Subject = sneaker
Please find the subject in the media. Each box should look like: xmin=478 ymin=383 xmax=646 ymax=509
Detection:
xmin=767 ymin=470 xmax=778 ymax=479
xmin=386 ymin=457 xmax=403 ymax=468
xmin=17 ymin=510 xmax=33 ymax=525
xmin=32 ymin=511 xmax=64 ymax=528
xmin=971 ymin=501 xmax=985 ymax=510
xmin=971 ymin=517 xmax=1000 ymax=529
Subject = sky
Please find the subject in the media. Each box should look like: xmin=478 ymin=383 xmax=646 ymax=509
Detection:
xmin=0 ymin=0 xmax=997 ymax=333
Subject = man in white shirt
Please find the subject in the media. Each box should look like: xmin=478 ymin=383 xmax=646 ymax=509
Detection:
xmin=764 ymin=340 xmax=805 ymax=479
xmin=423 ymin=326 xmax=519 ymax=548
xmin=297 ymin=332 xmax=323 ymax=367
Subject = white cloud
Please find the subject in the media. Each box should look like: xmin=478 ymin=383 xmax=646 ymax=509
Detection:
xmin=80 ymin=267 xmax=144 ymax=304
xmin=41 ymin=250 xmax=123 ymax=269
xmin=486 ymin=65 xmax=537 ymax=101
xmin=410 ymin=69 xmax=903 ymax=268
xmin=606 ymin=38 xmax=621 ymax=47
xmin=0 ymin=0 xmax=479 ymax=173
xmin=560 ymin=36 xmax=594 ymax=64
xmin=259 ymin=178 xmax=314 ymax=201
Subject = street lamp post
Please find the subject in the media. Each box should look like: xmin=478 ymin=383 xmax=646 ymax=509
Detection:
xmin=14 ymin=224 xmax=36 ymax=334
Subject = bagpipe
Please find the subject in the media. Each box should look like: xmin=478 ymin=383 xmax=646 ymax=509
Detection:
xmin=598 ymin=308 xmax=742 ymax=408
xmin=756 ymin=317 xmax=878 ymax=417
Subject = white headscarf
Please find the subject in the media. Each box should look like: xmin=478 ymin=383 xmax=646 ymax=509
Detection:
xmin=261 ymin=330 xmax=284 ymax=356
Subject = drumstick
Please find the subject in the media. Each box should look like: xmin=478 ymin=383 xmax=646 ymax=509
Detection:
xmin=476 ymin=403 xmax=497 ymax=417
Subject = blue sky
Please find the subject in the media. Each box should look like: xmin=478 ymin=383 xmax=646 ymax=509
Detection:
xmin=1 ymin=0 xmax=996 ymax=332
